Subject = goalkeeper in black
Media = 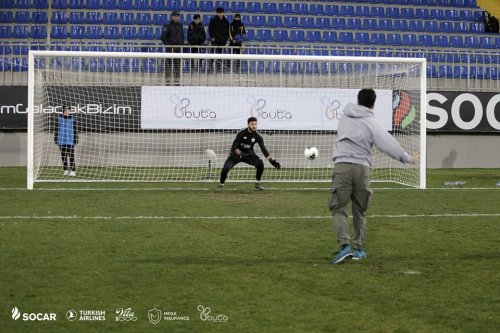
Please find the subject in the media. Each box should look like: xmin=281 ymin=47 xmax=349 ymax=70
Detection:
xmin=217 ymin=117 xmax=281 ymax=191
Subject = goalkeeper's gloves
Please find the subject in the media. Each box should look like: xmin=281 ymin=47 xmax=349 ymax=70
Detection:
xmin=269 ymin=159 xmax=281 ymax=169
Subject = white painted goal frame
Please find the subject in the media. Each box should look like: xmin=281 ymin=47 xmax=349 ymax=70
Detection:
xmin=27 ymin=51 xmax=426 ymax=189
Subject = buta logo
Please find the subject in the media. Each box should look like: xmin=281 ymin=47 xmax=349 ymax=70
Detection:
xmin=247 ymin=95 xmax=292 ymax=120
xmin=170 ymin=95 xmax=216 ymax=119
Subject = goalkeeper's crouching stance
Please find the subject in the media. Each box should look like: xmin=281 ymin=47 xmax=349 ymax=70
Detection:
xmin=217 ymin=117 xmax=281 ymax=191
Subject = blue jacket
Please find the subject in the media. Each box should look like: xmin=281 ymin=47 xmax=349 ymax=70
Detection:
xmin=54 ymin=114 xmax=78 ymax=146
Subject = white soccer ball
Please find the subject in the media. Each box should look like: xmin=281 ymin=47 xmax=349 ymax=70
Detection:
xmin=304 ymin=146 xmax=319 ymax=160
xmin=204 ymin=149 xmax=217 ymax=160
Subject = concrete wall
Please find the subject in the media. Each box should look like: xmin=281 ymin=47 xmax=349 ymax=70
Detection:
xmin=0 ymin=132 xmax=499 ymax=168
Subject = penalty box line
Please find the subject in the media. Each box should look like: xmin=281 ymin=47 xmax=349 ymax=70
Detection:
xmin=1 ymin=213 xmax=500 ymax=220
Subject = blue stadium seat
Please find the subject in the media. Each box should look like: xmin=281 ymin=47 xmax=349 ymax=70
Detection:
xmin=485 ymin=66 xmax=499 ymax=80
xmin=393 ymin=20 xmax=408 ymax=31
xmin=475 ymin=53 xmax=490 ymax=64
xmin=256 ymin=29 xmax=271 ymax=41
xmin=400 ymin=8 xmax=414 ymax=19
xmin=464 ymin=0 xmax=476 ymax=7
xmin=183 ymin=0 xmax=196 ymax=11
xmin=167 ymin=0 xmax=182 ymax=10
xmin=434 ymin=35 xmax=448 ymax=47
xmin=103 ymin=12 xmax=118 ymax=24
xmin=323 ymin=31 xmax=337 ymax=43
xmin=378 ymin=19 xmax=393 ymax=31
xmin=104 ymin=26 xmax=120 ymax=39
xmin=415 ymin=8 xmax=430 ymax=19
xmin=417 ymin=34 xmax=432 ymax=46
xmin=386 ymin=7 xmax=400 ymax=18
xmin=402 ymin=33 xmax=418 ymax=46
xmin=69 ymin=12 xmax=85 ymax=24
xmin=469 ymin=22 xmax=484 ymax=34
xmin=251 ymin=15 xmax=266 ymax=27
xmin=362 ymin=18 xmax=377 ymax=30
xmin=199 ymin=0 xmax=213 ymax=11
xmin=371 ymin=33 xmax=386 ymax=45
xmin=0 ymin=44 xmax=12 ymax=55
xmin=426 ymin=64 xmax=437 ymax=78
xmin=32 ymin=11 xmax=48 ymax=23
xmin=119 ymin=0 xmax=133 ymax=10
xmin=154 ymin=27 xmax=162 ymax=38
xmin=12 ymin=57 xmax=28 ymax=72
xmin=437 ymin=21 xmax=452 ymax=33
xmin=202 ymin=15 xmax=210 ymax=26
xmin=309 ymin=4 xmax=324 ymax=15
xmin=213 ymin=1 xmax=229 ymax=10
xmin=136 ymin=13 xmax=152 ymax=25
xmin=459 ymin=9 xmax=473 ymax=21
xmin=121 ymin=27 xmax=137 ymax=39
xmin=102 ymin=0 xmax=117 ymax=9
xmin=439 ymin=65 xmax=453 ymax=78
xmin=150 ymin=0 xmax=165 ymax=10
xmin=138 ymin=27 xmax=154 ymax=39
xmin=13 ymin=26 xmax=30 ymax=38
xmin=12 ymin=44 xmax=29 ymax=55
xmin=16 ymin=0 xmax=31 ymax=8
xmin=424 ymin=21 xmax=438 ymax=32
xmin=246 ymin=1 xmax=260 ymax=13
xmin=300 ymin=17 xmax=314 ymax=29
xmin=0 ymin=11 xmax=13 ymax=23
xmin=15 ymin=11 xmax=30 ymax=23
xmin=409 ymin=21 xmax=423 ymax=32
xmin=267 ymin=16 xmax=283 ymax=28
xmin=289 ymin=30 xmax=305 ymax=42
xmin=273 ymin=29 xmax=288 ymax=42
xmin=52 ymin=0 xmax=67 ymax=8
xmin=370 ymin=6 xmax=385 ymax=18
xmin=89 ymin=58 xmax=105 ymax=72
xmin=262 ymin=2 xmax=276 ymax=14
xmin=430 ymin=9 xmax=444 ymax=20
xmin=315 ymin=17 xmax=330 ymax=29
xmin=70 ymin=26 xmax=85 ymax=39
xmin=332 ymin=18 xmax=346 ymax=30
xmin=480 ymin=36 xmax=495 ymax=49
xmin=454 ymin=21 xmax=468 ymax=33
xmin=86 ymin=0 xmax=100 ymax=9
xmin=438 ymin=0 xmax=451 ymax=5
xmin=306 ymin=30 xmax=321 ymax=43
xmin=33 ymin=0 xmax=49 ymax=8
xmin=293 ymin=3 xmax=308 ymax=15
xmin=86 ymin=12 xmax=101 ymax=24
xmin=355 ymin=5 xmax=369 ymax=17
xmin=325 ymin=5 xmax=339 ymax=16
xmin=31 ymin=25 xmax=47 ymax=38
xmin=231 ymin=1 xmax=245 ymax=12
xmin=284 ymin=61 xmax=302 ymax=75
xmin=339 ymin=5 xmax=354 ymax=16
xmin=464 ymin=36 xmax=479 ymax=48
xmin=445 ymin=9 xmax=459 ymax=20
xmin=86 ymin=26 xmax=102 ymax=38
xmin=454 ymin=65 xmax=469 ymax=79
xmin=245 ymin=28 xmax=254 ymax=40
xmin=284 ymin=16 xmax=299 ymax=28
xmin=69 ymin=0 xmax=85 ymax=9
xmin=347 ymin=18 xmax=362 ymax=30
xmin=387 ymin=33 xmax=402 ymax=45
xmin=278 ymin=3 xmax=292 ymax=14
xmin=338 ymin=32 xmax=353 ymax=44
xmin=451 ymin=0 xmax=465 ymax=6
xmin=135 ymin=0 xmax=150 ymax=10
xmin=354 ymin=32 xmax=370 ymax=44
xmin=51 ymin=26 xmax=67 ymax=39
xmin=449 ymin=35 xmax=464 ymax=48
xmin=153 ymin=14 xmax=167 ymax=25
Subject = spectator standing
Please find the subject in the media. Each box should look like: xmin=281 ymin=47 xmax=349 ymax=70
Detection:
xmin=188 ymin=14 xmax=207 ymax=70
xmin=229 ymin=13 xmax=246 ymax=70
xmin=161 ymin=10 xmax=184 ymax=82
xmin=208 ymin=7 xmax=230 ymax=72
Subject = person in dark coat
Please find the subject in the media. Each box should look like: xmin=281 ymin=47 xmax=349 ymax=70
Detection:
xmin=229 ymin=13 xmax=246 ymax=70
xmin=54 ymin=105 xmax=78 ymax=176
xmin=161 ymin=10 xmax=184 ymax=81
xmin=208 ymin=7 xmax=229 ymax=72
xmin=187 ymin=14 xmax=206 ymax=69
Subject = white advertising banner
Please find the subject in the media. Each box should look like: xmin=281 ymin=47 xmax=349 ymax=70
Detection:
xmin=141 ymin=86 xmax=393 ymax=130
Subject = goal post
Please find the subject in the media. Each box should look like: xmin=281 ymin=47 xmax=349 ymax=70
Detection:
xmin=27 ymin=50 xmax=426 ymax=189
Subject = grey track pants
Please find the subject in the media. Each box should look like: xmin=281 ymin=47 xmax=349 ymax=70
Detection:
xmin=328 ymin=163 xmax=373 ymax=250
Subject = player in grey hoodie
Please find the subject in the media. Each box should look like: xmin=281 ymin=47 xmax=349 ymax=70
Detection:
xmin=329 ymin=88 xmax=418 ymax=264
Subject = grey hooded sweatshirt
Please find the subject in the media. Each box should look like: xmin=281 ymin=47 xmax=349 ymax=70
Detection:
xmin=333 ymin=103 xmax=412 ymax=167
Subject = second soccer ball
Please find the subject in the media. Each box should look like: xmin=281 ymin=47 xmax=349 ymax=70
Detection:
xmin=304 ymin=146 xmax=319 ymax=160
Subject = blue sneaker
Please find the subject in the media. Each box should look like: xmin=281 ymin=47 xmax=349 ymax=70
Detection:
xmin=332 ymin=245 xmax=353 ymax=264
xmin=352 ymin=249 xmax=367 ymax=260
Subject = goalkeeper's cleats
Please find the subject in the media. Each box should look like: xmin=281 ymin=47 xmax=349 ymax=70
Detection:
xmin=352 ymin=249 xmax=367 ymax=260
xmin=69 ymin=171 xmax=76 ymax=177
xmin=254 ymin=182 xmax=265 ymax=191
xmin=63 ymin=170 xmax=69 ymax=176
xmin=216 ymin=184 xmax=224 ymax=192
xmin=332 ymin=245 xmax=353 ymax=264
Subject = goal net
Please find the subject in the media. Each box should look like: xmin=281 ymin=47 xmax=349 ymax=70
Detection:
xmin=27 ymin=51 xmax=426 ymax=189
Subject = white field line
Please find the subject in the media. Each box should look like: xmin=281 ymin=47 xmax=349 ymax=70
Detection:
xmin=0 ymin=213 xmax=499 ymax=220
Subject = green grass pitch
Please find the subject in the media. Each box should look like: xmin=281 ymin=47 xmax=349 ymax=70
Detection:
xmin=0 ymin=167 xmax=499 ymax=333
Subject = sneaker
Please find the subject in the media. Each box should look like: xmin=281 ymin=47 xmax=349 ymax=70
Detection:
xmin=254 ymin=182 xmax=265 ymax=191
xmin=63 ymin=170 xmax=69 ymax=176
xmin=216 ymin=184 xmax=224 ymax=192
xmin=69 ymin=171 xmax=76 ymax=177
xmin=352 ymin=249 xmax=367 ymax=260
xmin=332 ymin=245 xmax=353 ymax=264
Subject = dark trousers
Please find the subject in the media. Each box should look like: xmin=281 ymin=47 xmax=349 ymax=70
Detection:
xmin=165 ymin=46 xmax=182 ymax=79
xmin=210 ymin=44 xmax=226 ymax=71
xmin=229 ymin=42 xmax=242 ymax=69
xmin=59 ymin=145 xmax=76 ymax=171
xmin=190 ymin=45 xmax=205 ymax=68
xmin=220 ymin=154 xmax=264 ymax=184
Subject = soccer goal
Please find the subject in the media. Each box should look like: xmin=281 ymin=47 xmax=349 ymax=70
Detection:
xmin=27 ymin=50 xmax=426 ymax=189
